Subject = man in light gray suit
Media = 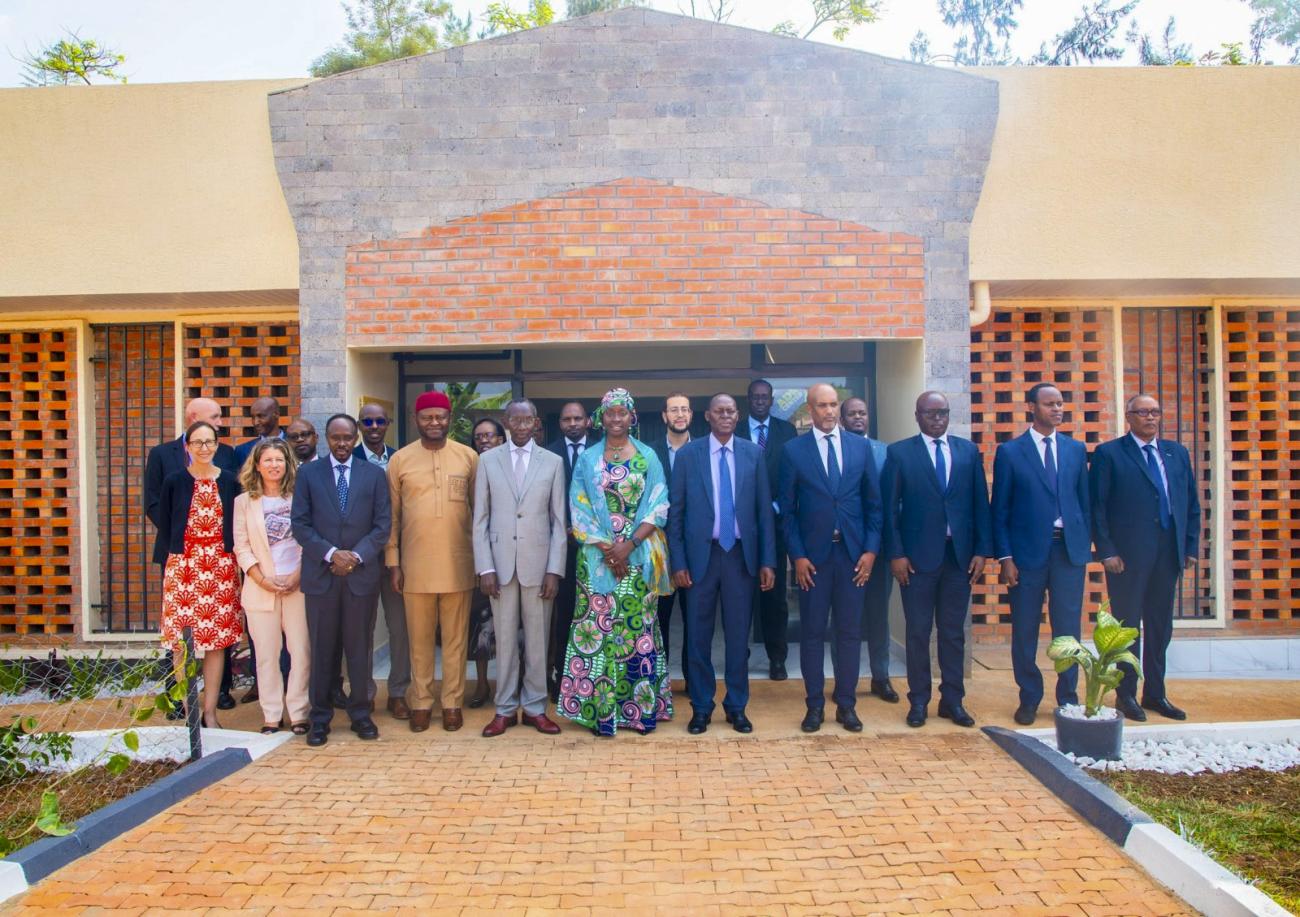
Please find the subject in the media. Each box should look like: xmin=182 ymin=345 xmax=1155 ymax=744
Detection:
xmin=473 ymin=400 xmax=568 ymax=737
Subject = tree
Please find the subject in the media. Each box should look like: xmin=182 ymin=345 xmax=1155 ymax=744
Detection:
xmin=771 ymin=0 xmax=882 ymax=41
xmin=908 ymin=30 xmax=932 ymax=63
xmin=678 ymin=0 xmax=734 ymax=22
xmin=1126 ymin=15 xmax=1194 ymax=65
xmin=310 ymin=0 xmax=457 ymax=76
xmin=486 ymin=0 xmax=555 ymax=32
xmin=20 ymin=32 xmax=126 ymax=86
xmin=1246 ymin=0 xmax=1300 ymax=63
xmin=567 ymin=0 xmax=637 ymax=16
xmin=1030 ymin=0 xmax=1139 ymax=65
xmin=938 ymin=0 xmax=1023 ymax=65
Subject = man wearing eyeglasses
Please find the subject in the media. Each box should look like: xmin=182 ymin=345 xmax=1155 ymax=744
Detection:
xmin=1090 ymin=394 xmax=1200 ymax=722
xmin=286 ymin=418 xmax=319 ymax=463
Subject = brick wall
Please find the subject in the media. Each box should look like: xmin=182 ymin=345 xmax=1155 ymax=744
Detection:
xmin=0 ymin=329 xmax=79 ymax=638
xmin=181 ymin=322 xmax=302 ymax=449
xmin=346 ymin=179 xmax=924 ymax=347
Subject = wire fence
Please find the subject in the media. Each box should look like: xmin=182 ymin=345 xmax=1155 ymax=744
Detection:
xmin=0 ymin=630 xmax=202 ymax=855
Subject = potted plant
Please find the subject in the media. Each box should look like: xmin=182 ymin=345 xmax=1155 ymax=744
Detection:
xmin=1044 ymin=603 xmax=1140 ymax=761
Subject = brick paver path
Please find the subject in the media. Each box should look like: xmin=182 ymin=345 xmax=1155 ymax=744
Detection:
xmin=7 ymin=728 xmax=1186 ymax=915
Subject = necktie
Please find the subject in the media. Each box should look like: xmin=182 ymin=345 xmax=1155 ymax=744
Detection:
xmin=336 ymin=463 xmax=349 ymax=514
xmin=1144 ymin=444 xmax=1172 ymax=529
xmin=513 ymin=447 xmax=527 ymax=489
xmin=825 ymin=433 xmax=841 ymax=491
xmin=756 ymin=423 xmax=768 ymax=450
xmin=1043 ymin=436 xmax=1061 ymax=518
xmin=570 ymin=442 xmax=580 ymax=468
xmin=933 ymin=438 xmax=946 ymax=490
xmin=718 ymin=446 xmax=736 ymax=551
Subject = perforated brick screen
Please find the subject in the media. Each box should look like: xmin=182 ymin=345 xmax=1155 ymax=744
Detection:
xmin=181 ymin=322 xmax=302 ymax=447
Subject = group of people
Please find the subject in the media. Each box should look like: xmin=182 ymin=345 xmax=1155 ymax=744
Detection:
xmin=143 ymin=376 xmax=1200 ymax=744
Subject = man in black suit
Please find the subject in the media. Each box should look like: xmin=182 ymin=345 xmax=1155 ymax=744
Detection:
xmin=651 ymin=392 xmax=693 ymax=683
xmin=233 ymin=396 xmax=284 ymax=471
xmin=883 ymin=392 xmax=992 ymax=729
xmin=1090 ymin=394 xmax=1200 ymax=721
xmin=544 ymin=400 xmax=593 ymax=700
xmin=736 ymin=378 xmax=797 ymax=680
xmin=144 ymin=397 xmax=239 ymax=711
xmin=291 ymin=414 xmax=392 ymax=747
xmin=286 ymin=417 xmax=319 ymax=463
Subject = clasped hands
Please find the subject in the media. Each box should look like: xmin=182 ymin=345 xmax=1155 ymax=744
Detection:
xmin=330 ymin=550 xmax=361 ymax=577
xmin=594 ymin=540 xmax=635 ymax=580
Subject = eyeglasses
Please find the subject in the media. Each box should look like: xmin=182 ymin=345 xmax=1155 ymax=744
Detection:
xmin=1128 ymin=409 xmax=1162 ymax=419
xmin=189 ymin=439 xmax=217 ymax=449
xmin=360 ymin=417 xmax=388 ymax=428
xmin=918 ymin=410 xmax=951 ymax=418
xmin=286 ymin=432 xmax=315 ymax=441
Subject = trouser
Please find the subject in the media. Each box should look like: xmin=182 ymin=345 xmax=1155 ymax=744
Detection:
xmin=657 ymin=587 xmax=690 ymax=691
xmin=758 ymin=530 xmax=789 ymax=665
xmin=331 ymin=572 xmax=409 ymax=702
xmin=491 ymin=577 xmax=552 ymax=717
xmin=685 ymin=542 xmax=754 ymax=716
xmin=1106 ymin=528 xmax=1181 ymax=702
xmin=305 ymin=580 xmax=379 ymax=728
xmin=799 ymin=542 xmax=865 ymax=710
xmin=901 ymin=541 xmax=971 ymax=709
xmin=1009 ymin=539 xmax=1084 ymax=709
xmin=405 ymin=590 xmax=472 ymax=711
xmin=548 ymin=538 xmax=579 ymax=700
xmin=245 ymin=590 xmax=311 ymax=726
xmin=861 ymin=551 xmax=893 ymax=680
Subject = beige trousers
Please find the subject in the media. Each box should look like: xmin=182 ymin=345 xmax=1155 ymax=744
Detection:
xmin=244 ymin=589 xmax=310 ymax=726
xmin=405 ymin=590 xmax=472 ymax=711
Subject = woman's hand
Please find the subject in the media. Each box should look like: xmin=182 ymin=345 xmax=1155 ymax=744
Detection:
xmin=603 ymin=539 xmax=634 ymax=579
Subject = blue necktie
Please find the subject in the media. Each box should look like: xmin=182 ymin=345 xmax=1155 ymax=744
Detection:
xmin=718 ymin=446 xmax=736 ymax=551
xmin=756 ymin=423 xmax=768 ymax=450
xmin=1144 ymin=444 xmax=1172 ymax=529
xmin=336 ymin=463 xmax=349 ymax=514
xmin=933 ymin=438 xmax=946 ymax=490
xmin=825 ymin=433 xmax=841 ymax=491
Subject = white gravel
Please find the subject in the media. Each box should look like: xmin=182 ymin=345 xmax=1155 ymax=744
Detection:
xmin=1057 ymin=703 xmax=1120 ymax=721
xmin=1068 ymin=737 xmax=1300 ymax=774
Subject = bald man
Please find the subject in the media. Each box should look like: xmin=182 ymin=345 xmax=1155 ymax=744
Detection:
xmin=234 ymin=396 xmax=285 ymax=470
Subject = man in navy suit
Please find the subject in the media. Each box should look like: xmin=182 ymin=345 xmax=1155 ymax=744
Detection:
xmin=544 ymin=401 xmax=594 ymax=700
xmin=292 ymin=414 xmax=392 ymax=747
xmin=992 ymin=383 xmax=1092 ymax=725
xmin=232 ymin=396 xmax=284 ymax=470
xmin=779 ymin=383 xmax=883 ymax=733
xmin=736 ymin=379 xmax=798 ymax=681
xmin=651 ymin=393 xmax=693 ymax=686
xmin=668 ymin=394 xmax=776 ymax=735
xmin=884 ymin=392 xmax=992 ymax=728
xmin=1091 ymin=394 xmax=1200 ymax=721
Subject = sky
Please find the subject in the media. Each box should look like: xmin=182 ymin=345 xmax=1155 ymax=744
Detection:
xmin=0 ymin=0 xmax=1279 ymax=87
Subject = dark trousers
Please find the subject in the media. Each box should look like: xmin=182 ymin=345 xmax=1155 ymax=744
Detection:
xmin=306 ymin=579 xmax=379 ymax=728
xmin=799 ymin=542 xmax=865 ymax=710
xmin=1106 ymin=529 xmax=1180 ymax=702
xmin=685 ymin=542 xmax=754 ymax=716
xmin=330 ymin=573 xmax=398 ymax=702
xmin=758 ymin=530 xmax=789 ymax=665
xmin=901 ymin=541 xmax=971 ymax=708
xmin=548 ymin=538 xmax=579 ymax=701
xmin=1009 ymin=539 xmax=1084 ymax=709
xmin=862 ymin=551 xmax=893 ymax=681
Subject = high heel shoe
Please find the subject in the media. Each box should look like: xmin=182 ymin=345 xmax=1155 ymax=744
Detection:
xmin=201 ymin=714 xmax=222 ymax=730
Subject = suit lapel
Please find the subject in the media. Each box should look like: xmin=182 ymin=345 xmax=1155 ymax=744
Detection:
xmin=1021 ymin=431 xmax=1057 ymax=497
xmin=1120 ymin=435 xmax=1161 ymax=495
xmin=912 ymin=435 xmax=942 ymax=496
xmin=518 ymin=446 xmax=544 ymax=500
xmin=942 ymin=436 xmax=961 ymax=496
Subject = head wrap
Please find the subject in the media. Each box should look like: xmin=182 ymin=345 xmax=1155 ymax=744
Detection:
xmin=414 ymin=391 xmax=451 ymax=413
xmin=593 ymin=387 xmax=637 ymax=430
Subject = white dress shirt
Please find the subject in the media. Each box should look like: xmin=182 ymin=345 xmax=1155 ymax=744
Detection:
xmin=1131 ymin=432 xmax=1169 ymax=497
xmin=816 ymin=425 xmax=845 ymax=477
xmin=509 ymin=437 xmax=534 ymax=479
xmin=927 ymin=433 xmax=951 ymax=489
xmin=747 ymin=415 xmax=770 ymax=444
xmin=1028 ymin=427 xmax=1064 ymax=529
xmin=709 ymin=434 xmax=741 ymax=542
xmin=325 ymin=455 xmax=354 ymax=563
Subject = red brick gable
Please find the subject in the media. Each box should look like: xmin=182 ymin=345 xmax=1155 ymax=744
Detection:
xmin=345 ymin=178 xmax=924 ymax=346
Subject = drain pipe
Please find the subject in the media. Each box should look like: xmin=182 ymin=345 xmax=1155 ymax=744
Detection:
xmin=969 ymin=281 xmax=992 ymax=326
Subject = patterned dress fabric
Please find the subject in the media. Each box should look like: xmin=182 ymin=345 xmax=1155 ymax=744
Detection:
xmin=558 ymin=451 xmax=673 ymax=735
xmin=161 ymin=479 xmax=243 ymax=655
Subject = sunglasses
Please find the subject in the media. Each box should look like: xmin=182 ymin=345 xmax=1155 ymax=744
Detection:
xmin=360 ymin=417 xmax=389 ymax=428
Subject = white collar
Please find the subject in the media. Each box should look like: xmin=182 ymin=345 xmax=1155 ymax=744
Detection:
xmin=510 ymin=438 xmax=535 ymax=455
xmin=330 ymin=454 xmax=352 ymax=471
xmin=818 ymin=425 xmax=842 ymax=441
xmin=1029 ymin=427 xmax=1056 ymax=445
xmin=709 ymin=434 xmax=735 ymax=454
xmin=1131 ymin=432 xmax=1158 ymax=450
xmin=927 ymin=432 xmax=950 ymax=447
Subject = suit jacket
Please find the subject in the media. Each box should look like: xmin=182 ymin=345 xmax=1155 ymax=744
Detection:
xmin=156 ymin=469 xmax=241 ymax=560
xmin=354 ymin=443 xmax=397 ymax=465
xmin=667 ymin=436 xmax=776 ymax=582
xmin=651 ymin=437 xmax=690 ymax=487
xmin=232 ymin=492 xmax=302 ymax=613
xmin=545 ymin=435 xmax=597 ymax=533
xmin=778 ymin=428 xmax=883 ymax=565
xmin=991 ymin=430 xmax=1091 ymax=569
xmin=1090 ymin=435 xmax=1200 ymax=567
xmin=736 ymin=414 xmax=797 ymax=503
xmin=883 ymin=434 xmax=993 ymax=573
xmin=145 ymin=436 xmax=238 ymax=564
xmin=291 ymin=457 xmax=392 ymax=597
xmin=472 ymin=443 xmax=567 ymax=587
xmin=233 ymin=431 xmax=286 ymax=472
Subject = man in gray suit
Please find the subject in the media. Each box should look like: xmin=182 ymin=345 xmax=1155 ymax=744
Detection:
xmin=473 ymin=400 xmax=568 ymax=737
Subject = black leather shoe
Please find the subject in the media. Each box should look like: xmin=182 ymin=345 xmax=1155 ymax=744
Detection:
xmin=306 ymin=726 xmax=329 ymax=747
xmin=906 ymin=704 xmax=926 ymax=728
xmin=687 ymin=712 xmax=710 ymax=735
xmin=1116 ymin=695 xmax=1147 ymax=721
xmin=769 ymin=661 xmax=788 ymax=681
xmin=835 ymin=705 xmax=863 ymax=733
xmin=350 ymin=717 xmax=379 ymax=740
xmin=800 ymin=707 xmax=824 ymax=733
xmin=330 ymin=687 xmax=349 ymax=710
xmin=870 ymin=679 xmax=900 ymax=703
xmin=240 ymin=687 xmax=260 ymax=705
xmin=1142 ymin=697 xmax=1187 ymax=721
xmin=937 ymin=702 xmax=976 ymax=728
xmin=1013 ymin=704 xmax=1038 ymax=726
xmin=725 ymin=710 xmax=753 ymax=734
xmin=216 ymin=691 xmax=236 ymax=711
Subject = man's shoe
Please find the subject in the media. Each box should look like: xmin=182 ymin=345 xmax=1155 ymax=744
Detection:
xmin=1013 ymin=704 xmax=1038 ymax=726
xmin=687 ymin=711 xmax=710 ymax=735
xmin=330 ymin=687 xmax=349 ymax=710
xmin=216 ymin=691 xmax=236 ymax=711
xmin=1142 ymin=697 xmax=1187 ymax=721
xmin=387 ymin=697 xmax=411 ymax=720
xmin=906 ymin=704 xmax=927 ymax=728
xmin=769 ymin=661 xmax=788 ymax=681
xmin=1116 ymin=695 xmax=1147 ymax=721
xmin=800 ymin=707 xmax=824 ymax=733
xmin=482 ymin=712 xmax=517 ymax=737
xmin=870 ymin=679 xmax=900 ymax=703
xmin=306 ymin=726 xmax=329 ymax=747
xmin=409 ymin=709 xmax=432 ymax=732
xmin=350 ymin=717 xmax=379 ymax=740
xmin=725 ymin=710 xmax=753 ymax=734
xmin=937 ymin=702 xmax=976 ymax=728
xmin=442 ymin=708 xmax=464 ymax=731
xmin=522 ymin=712 xmax=561 ymax=734
xmin=240 ymin=687 xmax=260 ymax=704
xmin=835 ymin=705 xmax=864 ymax=733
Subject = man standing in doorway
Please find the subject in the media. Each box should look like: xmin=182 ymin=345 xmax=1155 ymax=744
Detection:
xmin=234 ymin=396 xmax=284 ymax=470
xmin=736 ymin=379 xmax=797 ymax=680
xmin=544 ymin=401 xmax=593 ymax=700
xmin=652 ymin=392 xmax=693 ymax=687
xmin=840 ymin=396 xmax=899 ymax=704
xmin=386 ymin=391 xmax=478 ymax=732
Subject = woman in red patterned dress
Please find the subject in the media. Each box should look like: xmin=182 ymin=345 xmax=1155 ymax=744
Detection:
xmin=158 ymin=420 xmax=243 ymax=728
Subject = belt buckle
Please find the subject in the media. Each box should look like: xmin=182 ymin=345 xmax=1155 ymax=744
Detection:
xmin=831 ymin=529 xmax=842 ymax=543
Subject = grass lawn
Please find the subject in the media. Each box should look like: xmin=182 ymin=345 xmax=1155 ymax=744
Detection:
xmin=1097 ymin=765 xmax=1300 ymax=914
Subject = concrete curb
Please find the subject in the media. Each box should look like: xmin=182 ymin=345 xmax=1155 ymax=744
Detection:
xmin=983 ymin=725 xmax=1291 ymax=917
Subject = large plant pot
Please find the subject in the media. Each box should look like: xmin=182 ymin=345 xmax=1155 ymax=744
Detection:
xmin=1053 ymin=708 xmax=1123 ymax=761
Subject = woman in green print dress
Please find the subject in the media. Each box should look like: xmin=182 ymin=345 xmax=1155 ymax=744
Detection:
xmin=558 ymin=388 xmax=674 ymax=736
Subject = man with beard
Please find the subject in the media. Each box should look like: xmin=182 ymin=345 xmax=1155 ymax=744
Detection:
xmin=651 ymin=392 xmax=693 ymax=689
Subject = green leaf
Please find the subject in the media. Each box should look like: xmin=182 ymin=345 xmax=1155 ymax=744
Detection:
xmin=169 ymin=682 xmax=187 ymax=703
xmin=1110 ymin=651 xmax=1142 ymax=675
xmin=156 ymin=694 xmax=173 ymax=712
xmin=122 ymin=730 xmax=139 ymax=753
xmin=1046 ymin=635 xmax=1085 ymax=661
xmin=20 ymin=715 xmax=39 ymax=734
xmin=105 ymin=753 xmax=130 ymax=776
xmin=134 ymin=704 xmax=156 ymax=723
xmin=35 ymin=791 xmax=73 ymax=836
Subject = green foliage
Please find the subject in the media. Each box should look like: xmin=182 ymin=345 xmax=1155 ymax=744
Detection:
xmin=486 ymin=0 xmax=556 ymax=32
xmin=773 ymin=0 xmax=881 ymax=41
xmin=311 ymin=0 xmax=458 ymax=76
xmin=20 ymin=32 xmax=126 ymax=87
xmin=1030 ymin=0 xmax=1139 ymax=65
xmin=1046 ymin=602 xmax=1140 ymax=717
xmin=437 ymin=382 xmax=512 ymax=446
xmin=0 ymin=718 xmax=73 ymax=780
xmin=939 ymin=0 xmax=1023 ymax=65
xmin=1127 ymin=16 xmax=1195 ymax=65
xmin=1248 ymin=0 xmax=1300 ymax=64
xmin=0 ymin=661 xmax=25 ymax=697
xmin=566 ymin=0 xmax=636 ymax=16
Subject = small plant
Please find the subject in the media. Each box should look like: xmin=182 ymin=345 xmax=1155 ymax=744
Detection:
xmin=0 ymin=718 xmax=73 ymax=780
xmin=0 ymin=660 xmax=25 ymax=697
xmin=1046 ymin=602 xmax=1140 ymax=717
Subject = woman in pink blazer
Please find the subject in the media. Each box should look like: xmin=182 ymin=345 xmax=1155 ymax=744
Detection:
xmin=233 ymin=440 xmax=310 ymax=734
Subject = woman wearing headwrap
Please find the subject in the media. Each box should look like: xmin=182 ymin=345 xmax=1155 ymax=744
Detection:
xmin=557 ymin=388 xmax=674 ymax=736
